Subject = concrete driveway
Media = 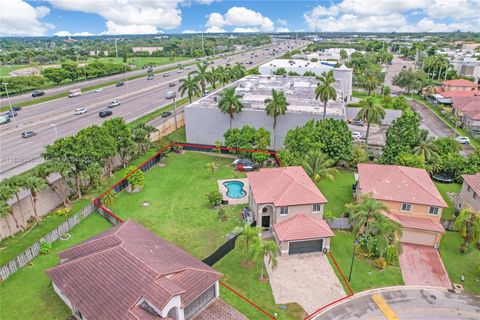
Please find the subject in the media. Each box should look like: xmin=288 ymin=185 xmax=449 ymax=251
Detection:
xmin=265 ymin=253 xmax=345 ymax=314
xmin=399 ymin=243 xmax=452 ymax=288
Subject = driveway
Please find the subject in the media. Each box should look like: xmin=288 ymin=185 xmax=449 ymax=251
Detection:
xmin=265 ymin=253 xmax=345 ymax=314
xmin=399 ymin=243 xmax=452 ymax=288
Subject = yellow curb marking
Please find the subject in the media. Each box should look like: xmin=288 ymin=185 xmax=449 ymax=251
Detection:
xmin=372 ymin=293 xmax=399 ymax=320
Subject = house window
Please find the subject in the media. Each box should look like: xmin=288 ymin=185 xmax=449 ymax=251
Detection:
xmin=474 ymin=192 xmax=478 ymax=200
xmin=467 ymin=185 xmax=471 ymax=192
xmin=280 ymin=206 xmax=289 ymax=216
xmin=313 ymin=203 xmax=322 ymax=213
xmin=400 ymin=203 xmax=412 ymax=212
xmin=429 ymin=207 xmax=440 ymax=215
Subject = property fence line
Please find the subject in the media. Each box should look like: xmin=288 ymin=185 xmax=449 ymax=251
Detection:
xmin=202 ymin=235 xmax=238 ymax=267
xmin=0 ymin=204 xmax=96 ymax=281
xmin=440 ymin=219 xmax=455 ymax=231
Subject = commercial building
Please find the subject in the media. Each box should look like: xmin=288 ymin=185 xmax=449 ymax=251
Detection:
xmin=184 ymin=75 xmax=347 ymax=148
xmin=132 ymin=46 xmax=163 ymax=54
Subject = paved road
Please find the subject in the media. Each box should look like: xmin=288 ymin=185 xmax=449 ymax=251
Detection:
xmin=0 ymin=40 xmax=307 ymax=178
xmin=384 ymin=55 xmax=415 ymax=93
xmin=315 ymin=287 xmax=480 ymax=320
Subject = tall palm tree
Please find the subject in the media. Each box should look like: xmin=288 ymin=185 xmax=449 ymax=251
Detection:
xmin=315 ymin=70 xmax=337 ymax=119
xmin=339 ymin=49 xmax=348 ymax=64
xmin=207 ymin=66 xmax=221 ymax=89
xmin=191 ymin=62 xmax=209 ymax=94
xmin=251 ymin=239 xmax=278 ymax=281
xmin=217 ymin=87 xmax=244 ymax=129
xmin=5 ymin=176 xmax=27 ymax=226
xmin=454 ymin=208 xmax=480 ymax=252
xmin=131 ymin=123 xmax=157 ymax=155
xmin=23 ymin=175 xmax=46 ymax=221
xmin=179 ymin=75 xmax=201 ymax=103
xmin=217 ymin=66 xmax=230 ymax=87
xmin=102 ymin=190 xmax=117 ymax=208
xmin=370 ymin=214 xmax=402 ymax=258
xmin=302 ymin=150 xmax=338 ymax=183
xmin=413 ymin=129 xmax=438 ymax=163
xmin=346 ymin=195 xmax=390 ymax=237
xmin=357 ymin=97 xmax=386 ymax=145
xmin=238 ymin=224 xmax=259 ymax=253
xmin=265 ymin=89 xmax=288 ymax=149
xmin=231 ymin=64 xmax=247 ymax=80
xmin=0 ymin=184 xmax=18 ymax=234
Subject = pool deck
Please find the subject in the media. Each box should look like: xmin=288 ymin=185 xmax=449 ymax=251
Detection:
xmin=217 ymin=178 xmax=249 ymax=205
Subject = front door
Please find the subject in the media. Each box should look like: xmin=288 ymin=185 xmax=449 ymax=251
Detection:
xmin=261 ymin=215 xmax=271 ymax=229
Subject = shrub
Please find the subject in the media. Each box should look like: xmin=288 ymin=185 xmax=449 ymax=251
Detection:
xmin=40 ymin=242 xmax=52 ymax=255
xmin=218 ymin=208 xmax=228 ymax=221
xmin=55 ymin=207 xmax=71 ymax=217
xmin=207 ymin=191 xmax=223 ymax=208
xmin=125 ymin=165 xmax=145 ymax=189
xmin=323 ymin=210 xmax=335 ymax=220
xmin=385 ymin=246 xmax=399 ymax=266
xmin=373 ymin=257 xmax=387 ymax=270
xmin=346 ymin=102 xmax=362 ymax=108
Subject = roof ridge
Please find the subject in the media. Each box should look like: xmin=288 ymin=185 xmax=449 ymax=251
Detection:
xmin=397 ymin=166 xmax=446 ymax=205
xmin=51 ymin=240 xmax=122 ymax=269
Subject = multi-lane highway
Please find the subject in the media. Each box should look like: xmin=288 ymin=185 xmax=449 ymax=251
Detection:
xmin=0 ymin=40 xmax=306 ymax=178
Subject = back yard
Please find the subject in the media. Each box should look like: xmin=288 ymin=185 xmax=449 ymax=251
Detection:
xmin=317 ymin=169 xmax=355 ymax=217
xmin=434 ymin=182 xmax=461 ymax=220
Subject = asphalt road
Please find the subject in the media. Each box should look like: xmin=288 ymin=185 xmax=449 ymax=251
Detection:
xmin=384 ymin=55 xmax=415 ymax=93
xmin=315 ymin=287 xmax=480 ymax=320
xmin=0 ymin=40 xmax=307 ymax=178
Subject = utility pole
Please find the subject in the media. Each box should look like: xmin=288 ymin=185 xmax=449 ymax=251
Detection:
xmin=2 ymin=83 xmax=17 ymax=128
xmin=173 ymin=93 xmax=178 ymax=131
xmin=201 ymin=33 xmax=205 ymax=57
xmin=114 ymin=38 xmax=119 ymax=59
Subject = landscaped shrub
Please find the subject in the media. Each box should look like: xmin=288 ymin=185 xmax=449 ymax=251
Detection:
xmin=207 ymin=191 xmax=223 ymax=208
xmin=125 ymin=166 xmax=145 ymax=191
xmin=347 ymin=102 xmax=362 ymax=108
xmin=385 ymin=246 xmax=399 ymax=267
xmin=39 ymin=242 xmax=52 ymax=255
xmin=217 ymin=208 xmax=228 ymax=221
xmin=55 ymin=207 xmax=71 ymax=217
xmin=373 ymin=257 xmax=387 ymax=270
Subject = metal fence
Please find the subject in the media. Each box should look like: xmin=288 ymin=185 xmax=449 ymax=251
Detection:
xmin=0 ymin=204 xmax=95 ymax=281
xmin=203 ymin=236 xmax=238 ymax=266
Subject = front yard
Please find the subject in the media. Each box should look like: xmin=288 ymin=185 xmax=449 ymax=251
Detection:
xmin=317 ymin=169 xmax=355 ymax=217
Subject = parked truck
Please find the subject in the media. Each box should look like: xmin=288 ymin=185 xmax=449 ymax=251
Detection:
xmin=68 ymin=89 xmax=81 ymax=98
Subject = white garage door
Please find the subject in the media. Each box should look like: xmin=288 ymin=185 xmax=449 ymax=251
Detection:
xmin=401 ymin=229 xmax=436 ymax=246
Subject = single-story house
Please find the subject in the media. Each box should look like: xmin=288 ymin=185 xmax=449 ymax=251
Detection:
xmin=356 ymin=164 xmax=447 ymax=247
xmin=439 ymin=79 xmax=478 ymax=92
xmin=458 ymin=173 xmax=480 ymax=212
xmin=247 ymin=166 xmax=334 ymax=255
xmin=47 ymin=220 xmax=227 ymax=320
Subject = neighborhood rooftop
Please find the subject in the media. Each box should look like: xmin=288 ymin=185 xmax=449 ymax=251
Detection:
xmin=187 ymin=75 xmax=346 ymax=117
xmin=462 ymin=173 xmax=480 ymax=195
xmin=274 ymin=213 xmax=335 ymax=242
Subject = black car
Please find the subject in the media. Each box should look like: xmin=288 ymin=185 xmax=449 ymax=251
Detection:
xmin=4 ymin=110 xmax=17 ymax=118
xmin=99 ymin=110 xmax=113 ymax=118
xmin=22 ymin=131 xmax=36 ymax=138
xmin=162 ymin=111 xmax=172 ymax=117
xmin=116 ymin=82 xmax=124 ymax=87
xmin=147 ymin=67 xmax=153 ymax=73
xmin=12 ymin=106 xmax=21 ymax=112
xmin=31 ymin=90 xmax=45 ymax=97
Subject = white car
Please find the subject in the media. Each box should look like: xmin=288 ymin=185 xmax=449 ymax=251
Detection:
xmin=352 ymin=132 xmax=362 ymax=140
xmin=455 ymin=136 xmax=470 ymax=144
xmin=74 ymin=108 xmax=87 ymax=115
xmin=94 ymin=88 xmax=103 ymax=93
xmin=108 ymin=101 xmax=120 ymax=108
xmin=177 ymin=70 xmax=182 ymax=73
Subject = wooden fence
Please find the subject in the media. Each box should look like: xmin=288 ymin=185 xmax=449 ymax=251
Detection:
xmin=0 ymin=204 xmax=95 ymax=281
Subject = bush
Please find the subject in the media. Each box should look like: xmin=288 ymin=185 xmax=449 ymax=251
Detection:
xmin=207 ymin=191 xmax=223 ymax=208
xmin=385 ymin=246 xmax=399 ymax=266
xmin=125 ymin=165 xmax=145 ymax=189
xmin=218 ymin=208 xmax=228 ymax=221
xmin=346 ymin=102 xmax=362 ymax=108
xmin=40 ymin=242 xmax=52 ymax=255
xmin=55 ymin=207 xmax=72 ymax=217
xmin=373 ymin=257 xmax=387 ymax=270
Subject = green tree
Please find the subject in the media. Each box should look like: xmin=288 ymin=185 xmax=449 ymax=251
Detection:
xmin=413 ymin=129 xmax=439 ymax=163
xmin=454 ymin=208 xmax=480 ymax=253
xmin=238 ymin=224 xmax=260 ymax=253
xmin=340 ymin=49 xmax=348 ymax=63
xmin=131 ymin=123 xmax=157 ymax=155
xmin=251 ymin=239 xmax=278 ymax=281
xmin=359 ymin=64 xmax=383 ymax=95
xmin=273 ymin=67 xmax=287 ymax=75
xmin=102 ymin=190 xmax=117 ymax=208
xmin=346 ymin=195 xmax=391 ymax=237
xmin=265 ymin=89 xmax=288 ymax=149
xmin=231 ymin=64 xmax=247 ymax=80
xmin=382 ymin=110 xmax=420 ymax=164
xmin=33 ymin=163 xmax=70 ymax=207
xmin=103 ymin=118 xmax=135 ymax=168
xmin=191 ymin=62 xmax=209 ymax=94
xmin=122 ymin=46 xmax=128 ymax=63
xmin=125 ymin=166 xmax=145 ymax=190
xmin=0 ymin=184 xmax=20 ymax=233
xmin=302 ymin=150 xmax=338 ymax=182
xmin=0 ymin=200 xmax=14 ymax=237
xmin=179 ymin=75 xmax=201 ymax=103
xmin=60 ymin=60 xmax=80 ymax=82
xmin=23 ymin=176 xmax=47 ymax=221
xmin=218 ymin=87 xmax=244 ymax=129
xmin=4 ymin=176 xmax=27 ymax=227
xmin=315 ymin=70 xmax=337 ymax=119
xmin=42 ymin=67 xmax=67 ymax=84
xmin=207 ymin=66 xmax=221 ymax=89
xmin=357 ymin=97 xmax=386 ymax=145
xmin=205 ymin=161 xmax=218 ymax=179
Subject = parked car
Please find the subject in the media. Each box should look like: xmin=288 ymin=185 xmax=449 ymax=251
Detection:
xmin=147 ymin=74 xmax=154 ymax=80
xmin=162 ymin=111 xmax=172 ymax=117
xmin=74 ymin=108 xmax=87 ymax=115
xmin=99 ymin=110 xmax=113 ymax=118
xmin=108 ymin=101 xmax=120 ymax=108
xmin=94 ymin=88 xmax=103 ymax=93
xmin=31 ymin=90 xmax=45 ymax=97
xmin=163 ymin=73 xmax=169 ymax=77
xmin=352 ymin=132 xmax=362 ymax=140
xmin=232 ymin=158 xmax=256 ymax=167
xmin=455 ymin=136 xmax=470 ymax=144
xmin=169 ymin=82 xmax=176 ymax=87
xmin=116 ymin=82 xmax=124 ymax=87
xmin=12 ymin=106 xmax=21 ymax=112
xmin=147 ymin=67 xmax=153 ymax=73
xmin=177 ymin=70 xmax=182 ymax=73
xmin=22 ymin=131 xmax=36 ymax=138
xmin=349 ymin=119 xmax=364 ymax=126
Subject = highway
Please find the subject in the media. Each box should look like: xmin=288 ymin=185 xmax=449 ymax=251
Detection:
xmin=0 ymin=40 xmax=307 ymax=178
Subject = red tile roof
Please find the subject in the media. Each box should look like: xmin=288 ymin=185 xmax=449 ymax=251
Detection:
xmin=358 ymin=164 xmax=447 ymax=207
xmin=463 ymin=173 xmax=480 ymax=195
xmin=247 ymin=166 xmax=327 ymax=206
xmin=47 ymin=220 xmax=221 ymax=320
xmin=452 ymin=96 xmax=480 ymax=120
xmin=274 ymin=213 xmax=335 ymax=242
xmin=443 ymin=79 xmax=478 ymax=87
xmin=382 ymin=211 xmax=445 ymax=233
xmin=439 ymin=90 xmax=480 ymax=98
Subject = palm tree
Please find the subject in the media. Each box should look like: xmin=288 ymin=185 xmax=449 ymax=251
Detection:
xmin=315 ymin=70 xmax=337 ymax=119
xmin=217 ymin=66 xmax=230 ymax=87
xmin=102 ymin=190 xmax=117 ymax=208
xmin=23 ymin=176 xmax=46 ymax=221
xmin=265 ymin=89 xmax=288 ymax=149
xmin=413 ymin=129 xmax=439 ymax=163
xmin=205 ymin=161 xmax=217 ymax=179
xmin=5 ymin=176 xmax=27 ymax=226
xmin=0 ymin=201 xmax=14 ymax=237
xmin=191 ymin=62 xmax=209 ymax=94
xmin=131 ymin=123 xmax=157 ymax=155
xmin=33 ymin=163 xmax=70 ymax=207
xmin=370 ymin=214 xmax=402 ymax=258
xmin=339 ymin=49 xmax=348 ymax=64
xmin=0 ymin=184 xmax=17 ymax=235
xmin=302 ymin=150 xmax=338 ymax=183
xmin=346 ymin=195 xmax=390 ymax=237
xmin=251 ymin=239 xmax=278 ymax=281
xmin=357 ymin=97 xmax=386 ymax=145
xmin=238 ymin=224 xmax=259 ymax=253
xmin=179 ymin=75 xmax=201 ymax=103
xmin=207 ymin=66 xmax=221 ymax=89
xmin=217 ymin=87 xmax=244 ymax=129
xmin=231 ymin=64 xmax=246 ymax=80
xmin=454 ymin=208 xmax=480 ymax=253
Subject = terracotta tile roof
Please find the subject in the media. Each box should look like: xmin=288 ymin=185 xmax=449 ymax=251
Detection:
xmin=47 ymin=220 xmax=221 ymax=320
xmin=247 ymin=166 xmax=327 ymax=206
xmin=382 ymin=211 xmax=445 ymax=233
xmin=452 ymin=96 xmax=480 ymax=120
xmin=358 ymin=164 xmax=447 ymax=207
xmin=463 ymin=173 xmax=480 ymax=195
xmin=439 ymin=90 xmax=480 ymax=98
xmin=274 ymin=213 xmax=335 ymax=242
xmin=192 ymin=299 xmax=247 ymax=320
xmin=443 ymin=79 xmax=478 ymax=87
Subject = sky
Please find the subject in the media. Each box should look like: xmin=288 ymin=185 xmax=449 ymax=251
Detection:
xmin=1 ymin=0 xmax=479 ymax=37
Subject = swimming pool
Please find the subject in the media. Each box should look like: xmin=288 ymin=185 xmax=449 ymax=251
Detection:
xmin=223 ymin=180 xmax=247 ymax=199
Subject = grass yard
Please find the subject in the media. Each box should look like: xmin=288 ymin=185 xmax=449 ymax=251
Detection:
xmin=216 ymin=246 xmax=306 ymax=320
xmin=328 ymin=231 xmax=404 ymax=293
xmin=440 ymin=232 xmax=480 ymax=294
xmin=0 ymin=213 xmax=112 ymax=320
xmin=435 ymin=182 xmax=461 ymax=220
xmin=109 ymin=151 xmax=247 ymax=260
xmin=0 ymin=65 xmax=27 ymax=77
xmin=91 ymin=56 xmax=190 ymax=69
xmin=317 ymin=169 xmax=355 ymax=217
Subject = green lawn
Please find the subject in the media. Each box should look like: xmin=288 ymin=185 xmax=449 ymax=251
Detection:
xmin=317 ymin=170 xmax=355 ymax=217
xmin=440 ymin=232 xmax=480 ymax=294
xmin=0 ymin=213 xmax=112 ymax=320
xmin=434 ymin=182 xmax=461 ymax=220
xmin=91 ymin=56 xmax=190 ymax=69
xmin=0 ymin=65 xmax=27 ymax=77
xmin=328 ymin=231 xmax=404 ymax=293
xmin=109 ymin=151 xmax=247 ymax=260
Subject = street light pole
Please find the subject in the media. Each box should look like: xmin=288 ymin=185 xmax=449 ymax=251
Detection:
xmin=2 ymin=82 xmax=17 ymax=128
xmin=173 ymin=94 xmax=178 ymax=131
xmin=348 ymin=239 xmax=357 ymax=282
xmin=50 ymin=124 xmax=58 ymax=139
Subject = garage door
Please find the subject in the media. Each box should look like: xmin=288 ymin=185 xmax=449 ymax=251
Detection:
xmin=289 ymin=239 xmax=323 ymax=254
xmin=184 ymin=285 xmax=215 ymax=319
xmin=401 ymin=229 xmax=436 ymax=246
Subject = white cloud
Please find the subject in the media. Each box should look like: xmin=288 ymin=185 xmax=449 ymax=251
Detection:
xmin=206 ymin=26 xmax=226 ymax=33
xmin=276 ymin=27 xmax=290 ymax=33
xmin=182 ymin=29 xmax=202 ymax=34
xmin=48 ymin=0 xmax=182 ymax=34
xmin=233 ymin=27 xmax=259 ymax=33
xmin=54 ymin=31 xmax=71 ymax=37
xmin=0 ymin=0 xmax=53 ymax=36
xmin=205 ymin=6 xmax=275 ymax=32
xmin=195 ymin=0 xmax=221 ymax=4
xmin=277 ymin=19 xmax=288 ymax=26
xmin=73 ymin=31 xmax=95 ymax=36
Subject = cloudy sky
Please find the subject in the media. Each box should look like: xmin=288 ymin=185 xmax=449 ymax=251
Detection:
xmin=1 ymin=0 xmax=479 ymax=37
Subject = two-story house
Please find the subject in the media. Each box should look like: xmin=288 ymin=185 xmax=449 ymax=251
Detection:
xmin=356 ymin=164 xmax=447 ymax=247
xmin=247 ymin=166 xmax=334 ymax=255
xmin=458 ymin=173 xmax=480 ymax=213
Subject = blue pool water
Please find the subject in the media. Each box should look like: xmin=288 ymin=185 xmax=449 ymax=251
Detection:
xmin=223 ymin=181 xmax=246 ymax=199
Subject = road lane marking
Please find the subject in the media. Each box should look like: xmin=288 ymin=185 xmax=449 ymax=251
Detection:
xmin=371 ymin=294 xmax=399 ymax=320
